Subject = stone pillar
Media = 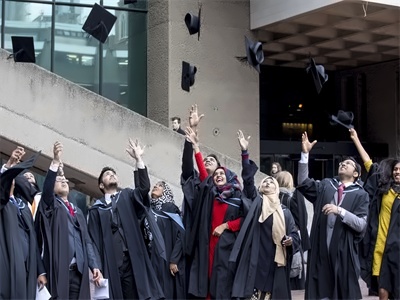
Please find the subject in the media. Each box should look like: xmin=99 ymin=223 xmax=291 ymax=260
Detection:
xmin=148 ymin=0 xmax=260 ymax=163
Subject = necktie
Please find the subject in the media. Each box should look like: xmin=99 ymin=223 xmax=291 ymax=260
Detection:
xmin=337 ymin=184 xmax=345 ymax=205
xmin=65 ymin=201 xmax=75 ymax=216
xmin=111 ymin=195 xmax=118 ymax=225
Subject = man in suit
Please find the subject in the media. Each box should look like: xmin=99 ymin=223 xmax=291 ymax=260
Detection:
xmin=36 ymin=141 xmax=102 ymax=299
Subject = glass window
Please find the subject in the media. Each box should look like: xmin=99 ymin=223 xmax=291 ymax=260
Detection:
xmin=0 ymin=1 xmax=2 ymax=48
xmin=53 ymin=5 xmax=99 ymax=93
xmin=4 ymin=1 xmax=52 ymax=70
xmin=103 ymin=0 xmax=148 ymax=10
xmin=2 ymin=1 xmax=148 ymax=115
xmin=101 ymin=9 xmax=147 ymax=115
xmin=55 ymin=0 xmax=96 ymax=4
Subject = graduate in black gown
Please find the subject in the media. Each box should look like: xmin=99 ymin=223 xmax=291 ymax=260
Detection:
xmin=276 ymin=171 xmax=310 ymax=290
xmin=297 ymin=132 xmax=369 ymax=300
xmin=230 ymin=131 xmax=299 ymax=300
xmin=143 ymin=180 xmax=186 ymax=299
xmin=350 ymin=128 xmax=400 ymax=299
xmin=0 ymin=147 xmax=47 ymax=299
xmin=35 ymin=142 xmax=102 ymax=299
xmin=88 ymin=138 xmax=165 ymax=299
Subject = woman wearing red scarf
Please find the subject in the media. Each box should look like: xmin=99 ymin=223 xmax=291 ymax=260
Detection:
xmin=185 ymin=140 xmax=244 ymax=299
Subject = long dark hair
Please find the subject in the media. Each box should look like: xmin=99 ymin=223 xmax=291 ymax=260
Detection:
xmin=377 ymin=158 xmax=400 ymax=194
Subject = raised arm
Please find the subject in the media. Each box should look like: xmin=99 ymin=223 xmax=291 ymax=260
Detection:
xmin=185 ymin=126 xmax=208 ymax=181
xmin=349 ymin=128 xmax=371 ymax=165
xmin=297 ymin=132 xmax=320 ymax=203
xmin=238 ymin=130 xmax=258 ymax=200
xmin=126 ymin=138 xmax=150 ymax=199
xmin=181 ymin=105 xmax=204 ymax=181
xmin=41 ymin=142 xmax=63 ymax=209
xmin=0 ymin=147 xmax=26 ymax=207
xmin=297 ymin=132 xmax=317 ymax=185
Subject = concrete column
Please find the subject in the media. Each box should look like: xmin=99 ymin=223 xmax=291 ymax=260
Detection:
xmin=147 ymin=0 xmax=171 ymax=126
xmin=148 ymin=0 xmax=260 ymax=163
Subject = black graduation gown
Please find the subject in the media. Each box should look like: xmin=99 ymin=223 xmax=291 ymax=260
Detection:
xmin=180 ymin=139 xmax=202 ymax=254
xmin=297 ymin=177 xmax=369 ymax=300
xmin=187 ymin=171 xmax=243 ymax=299
xmin=0 ymin=155 xmax=44 ymax=300
xmin=360 ymin=162 xmax=400 ymax=298
xmin=0 ymin=197 xmax=43 ymax=299
xmin=230 ymin=160 xmax=300 ymax=300
xmin=279 ymin=189 xmax=310 ymax=252
xmin=35 ymin=169 xmax=96 ymax=299
xmin=279 ymin=189 xmax=310 ymax=290
xmin=87 ymin=167 xmax=164 ymax=300
xmin=150 ymin=202 xmax=186 ymax=299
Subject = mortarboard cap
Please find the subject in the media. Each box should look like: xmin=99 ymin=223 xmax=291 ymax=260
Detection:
xmin=330 ymin=110 xmax=354 ymax=129
xmin=0 ymin=151 xmax=41 ymax=206
xmin=306 ymin=57 xmax=328 ymax=94
xmin=124 ymin=0 xmax=137 ymax=4
xmin=82 ymin=3 xmax=117 ymax=44
xmin=10 ymin=36 xmax=35 ymax=63
xmin=244 ymin=36 xmax=264 ymax=73
xmin=181 ymin=61 xmax=197 ymax=92
xmin=184 ymin=8 xmax=201 ymax=40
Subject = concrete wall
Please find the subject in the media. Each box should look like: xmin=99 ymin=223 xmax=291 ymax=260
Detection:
xmin=148 ymin=0 xmax=261 ymax=164
xmin=250 ymin=0 xmax=342 ymax=29
xmin=0 ymin=49 xmax=266 ymax=205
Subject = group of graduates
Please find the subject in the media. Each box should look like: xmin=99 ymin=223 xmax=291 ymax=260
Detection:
xmin=0 ymin=103 xmax=399 ymax=300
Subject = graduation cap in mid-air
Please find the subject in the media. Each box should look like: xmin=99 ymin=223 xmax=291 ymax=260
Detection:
xmin=330 ymin=110 xmax=354 ymax=129
xmin=82 ymin=3 xmax=117 ymax=43
xmin=306 ymin=57 xmax=328 ymax=94
xmin=9 ymin=36 xmax=36 ymax=63
xmin=181 ymin=61 xmax=197 ymax=92
xmin=124 ymin=0 xmax=137 ymax=4
xmin=184 ymin=8 xmax=201 ymax=40
xmin=236 ymin=36 xmax=264 ymax=73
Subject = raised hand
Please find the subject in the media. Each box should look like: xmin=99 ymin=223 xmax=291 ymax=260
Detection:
xmin=6 ymin=146 xmax=25 ymax=168
xmin=349 ymin=128 xmax=358 ymax=141
xmin=53 ymin=142 xmax=63 ymax=163
xmin=301 ymin=132 xmax=317 ymax=153
xmin=127 ymin=138 xmax=145 ymax=161
xmin=189 ymin=104 xmax=204 ymax=129
xmin=185 ymin=126 xmax=199 ymax=146
xmin=237 ymin=130 xmax=251 ymax=151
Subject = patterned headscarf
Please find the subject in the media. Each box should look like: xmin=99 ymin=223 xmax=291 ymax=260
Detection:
xmin=150 ymin=181 xmax=174 ymax=210
xmin=145 ymin=181 xmax=175 ymax=247
xmin=213 ymin=167 xmax=242 ymax=202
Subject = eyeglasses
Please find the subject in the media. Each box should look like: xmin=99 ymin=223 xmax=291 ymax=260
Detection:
xmin=56 ymin=178 xmax=69 ymax=183
xmin=339 ymin=160 xmax=356 ymax=169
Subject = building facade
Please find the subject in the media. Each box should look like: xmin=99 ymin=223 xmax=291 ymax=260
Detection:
xmin=0 ymin=0 xmax=399 ymax=207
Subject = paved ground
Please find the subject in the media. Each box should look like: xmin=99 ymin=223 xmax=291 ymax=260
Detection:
xmin=291 ymin=278 xmax=378 ymax=299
